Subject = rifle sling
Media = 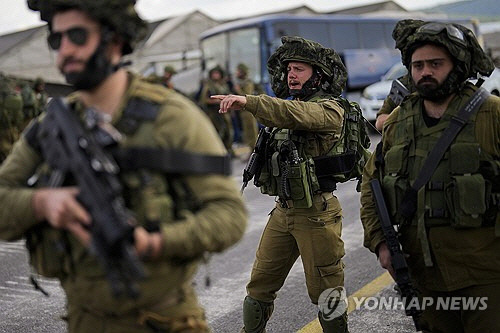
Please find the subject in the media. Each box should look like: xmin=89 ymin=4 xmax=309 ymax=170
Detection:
xmin=399 ymin=87 xmax=490 ymax=219
xmin=114 ymin=147 xmax=232 ymax=176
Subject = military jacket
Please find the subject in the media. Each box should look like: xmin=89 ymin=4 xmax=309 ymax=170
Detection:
xmin=360 ymin=83 xmax=500 ymax=291
xmin=0 ymin=73 xmax=247 ymax=315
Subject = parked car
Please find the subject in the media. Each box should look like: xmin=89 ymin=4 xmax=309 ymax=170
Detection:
xmin=359 ymin=62 xmax=407 ymax=122
xmin=477 ymin=67 xmax=500 ymax=96
xmin=359 ymin=64 xmax=500 ymax=122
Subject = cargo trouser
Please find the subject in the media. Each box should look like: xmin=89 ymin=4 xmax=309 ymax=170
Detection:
xmin=66 ymin=284 xmax=210 ymax=333
xmin=417 ymin=282 xmax=500 ymax=333
xmin=246 ymin=192 xmax=346 ymax=304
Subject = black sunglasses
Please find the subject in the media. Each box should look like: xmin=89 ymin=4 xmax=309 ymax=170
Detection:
xmin=47 ymin=27 xmax=89 ymax=50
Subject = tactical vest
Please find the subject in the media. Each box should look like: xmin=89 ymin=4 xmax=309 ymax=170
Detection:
xmin=24 ymin=86 xmax=230 ymax=279
xmin=381 ymin=87 xmax=499 ymax=231
xmin=255 ymin=95 xmax=371 ymax=208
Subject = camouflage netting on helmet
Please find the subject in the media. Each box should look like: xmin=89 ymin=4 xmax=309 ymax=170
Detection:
xmin=27 ymin=0 xmax=147 ymax=55
xmin=392 ymin=19 xmax=494 ymax=80
xmin=267 ymin=36 xmax=347 ymax=98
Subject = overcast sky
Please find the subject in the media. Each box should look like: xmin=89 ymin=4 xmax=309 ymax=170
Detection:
xmin=1 ymin=0 xmax=461 ymax=35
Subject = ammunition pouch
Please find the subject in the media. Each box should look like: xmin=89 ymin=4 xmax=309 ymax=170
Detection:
xmin=25 ymin=223 xmax=70 ymax=278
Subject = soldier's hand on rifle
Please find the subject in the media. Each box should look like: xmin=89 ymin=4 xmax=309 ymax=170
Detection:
xmin=32 ymin=187 xmax=91 ymax=245
xmin=377 ymin=242 xmax=396 ymax=279
xmin=134 ymin=227 xmax=163 ymax=260
xmin=211 ymin=94 xmax=247 ymax=113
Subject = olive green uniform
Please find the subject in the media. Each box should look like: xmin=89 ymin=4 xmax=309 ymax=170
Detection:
xmin=360 ymin=83 xmax=500 ymax=332
xmin=199 ymin=79 xmax=233 ymax=153
xmin=242 ymin=92 xmax=347 ymax=318
xmin=234 ymin=78 xmax=259 ymax=148
xmin=0 ymin=77 xmax=23 ymax=162
xmin=0 ymin=74 xmax=247 ymax=333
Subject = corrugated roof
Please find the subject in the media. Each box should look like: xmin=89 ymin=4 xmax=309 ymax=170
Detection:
xmin=0 ymin=25 xmax=44 ymax=55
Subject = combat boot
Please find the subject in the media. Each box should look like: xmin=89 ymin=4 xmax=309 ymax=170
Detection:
xmin=318 ymin=310 xmax=348 ymax=333
xmin=240 ymin=296 xmax=274 ymax=333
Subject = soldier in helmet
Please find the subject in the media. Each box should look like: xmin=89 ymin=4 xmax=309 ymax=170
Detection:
xmin=162 ymin=64 xmax=176 ymax=89
xmin=0 ymin=73 xmax=23 ymax=162
xmin=198 ymin=65 xmax=234 ymax=155
xmin=0 ymin=1 xmax=246 ymax=333
xmin=33 ymin=77 xmax=48 ymax=114
xmin=360 ymin=20 xmax=500 ymax=331
xmin=213 ymin=36 xmax=354 ymax=333
xmin=232 ymin=63 xmax=259 ymax=160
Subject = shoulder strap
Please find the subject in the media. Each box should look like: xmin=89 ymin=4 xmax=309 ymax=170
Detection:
xmin=399 ymin=87 xmax=490 ymax=219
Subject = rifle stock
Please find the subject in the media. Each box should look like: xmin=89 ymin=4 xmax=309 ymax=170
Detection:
xmin=241 ymin=127 xmax=270 ymax=193
xmin=38 ymin=97 xmax=145 ymax=298
xmin=370 ymin=179 xmax=422 ymax=330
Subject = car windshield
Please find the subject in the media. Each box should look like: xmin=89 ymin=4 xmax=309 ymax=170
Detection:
xmin=382 ymin=63 xmax=408 ymax=81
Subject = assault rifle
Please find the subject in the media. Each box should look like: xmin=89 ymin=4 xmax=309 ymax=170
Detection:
xmin=241 ymin=127 xmax=270 ymax=193
xmin=370 ymin=179 xmax=422 ymax=331
xmin=388 ymin=79 xmax=410 ymax=106
xmin=37 ymin=97 xmax=145 ymax=298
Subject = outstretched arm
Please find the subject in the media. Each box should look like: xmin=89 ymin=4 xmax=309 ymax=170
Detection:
xmin=211 ymin=94 xmax=247 ymax=113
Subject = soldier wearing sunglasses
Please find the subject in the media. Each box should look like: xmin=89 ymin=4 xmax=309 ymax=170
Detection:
xmin=0 ymin=1 xmax=247 ymax=332
xmin=360 ymin=19 xmax=500 ymax=332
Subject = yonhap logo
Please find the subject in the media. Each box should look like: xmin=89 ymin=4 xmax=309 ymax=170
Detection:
xmin=318 ymin=287 xmax=348 ymax=320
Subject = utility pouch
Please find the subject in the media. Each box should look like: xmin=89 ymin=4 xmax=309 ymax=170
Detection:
xmin=446 ymin=174 xmax=486 ymax=228
xmin=25 ymin=224 xmax=68 ymax=278
xmin=382 ymin=144 xmax=409 ymax=223
xmin=288 ymin=159 xmax=313 ymax=208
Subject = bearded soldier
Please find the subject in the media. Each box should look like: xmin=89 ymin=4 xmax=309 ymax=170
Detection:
xmin=0 ymin=1 xmax=247 ymax=332
xmin=360 ymin=20 xmax=500 ymax=332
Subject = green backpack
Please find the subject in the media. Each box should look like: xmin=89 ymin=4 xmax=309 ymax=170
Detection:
xmin=316 ymin=96 xmax=372 ymax=187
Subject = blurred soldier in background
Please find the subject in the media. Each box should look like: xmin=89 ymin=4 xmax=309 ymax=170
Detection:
xmin=198 ymin=65 xmax=234 ymax=155
xmin=162 ymin=65 xmax=176 ymax=89
xmin=0 ymin=73 xmax=23 ymax=162
xmin=232 ymin=63 xmax=259 ymax=161
xmin=0 ymin=1 xmax=247 ymax=332
xmin=360 ymin=19 xmax=500 ymax=332
xmin=33 ymin=77 xmax=49 ymax=114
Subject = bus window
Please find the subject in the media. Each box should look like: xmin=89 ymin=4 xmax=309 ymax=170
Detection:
xmin=201 ymin=32 xmax=227 ymax=76
xmin=329 ymin=23 xmax=359 ymax=50
xmin=272 ymin=22 xmax=330 ymax=48
xmin=359 ymin=23 xmax=388 ymax=49
xmin=228 ymin=28 xmax=261 ymax=83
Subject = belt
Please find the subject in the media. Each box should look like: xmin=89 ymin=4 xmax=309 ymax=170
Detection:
xmin=278 ymin=192 xmax=334 ymax=209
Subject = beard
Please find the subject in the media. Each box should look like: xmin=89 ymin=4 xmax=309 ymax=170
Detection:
xmin=60 ymin=44 xmax=114 ymax=91
xmin=415 ymin=71 xmax=463 ymax=102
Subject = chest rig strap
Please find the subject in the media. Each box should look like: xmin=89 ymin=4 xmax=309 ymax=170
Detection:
xmin=114 ymin=97 xmax=231 ymax=175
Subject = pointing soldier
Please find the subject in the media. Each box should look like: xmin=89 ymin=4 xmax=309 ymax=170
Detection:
xmin=213 ymin=36 xmax=369 ymax=333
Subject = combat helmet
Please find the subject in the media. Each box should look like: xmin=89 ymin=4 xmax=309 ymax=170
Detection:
xmin=236 ymin=63 xmax=249 ymax=75
xmin=393 ymin=19 xmax=494 ymax=81
xmin=267 ymin=36 xmax=347 ymax=98
xmin=164 ymin=65 xmax=177 ymax=75
xmin=27 ymin=0 xmax=147 ymax=55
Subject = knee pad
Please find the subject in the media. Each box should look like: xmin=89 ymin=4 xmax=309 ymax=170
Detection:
xmin=242 ymin=296 xmax=274 ymax=333
xmin=318 ymin=311 xmax=348 ymax=333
